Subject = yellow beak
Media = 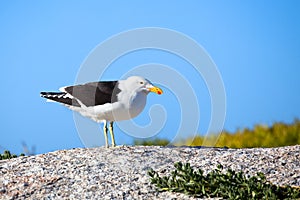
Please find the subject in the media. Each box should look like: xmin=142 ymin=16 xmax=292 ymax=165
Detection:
xmin=148 ymin=86 xmax=163 ymax=95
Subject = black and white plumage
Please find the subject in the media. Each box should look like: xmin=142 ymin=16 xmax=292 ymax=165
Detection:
xmin=40 ymin=76 xmax=163 ymax=147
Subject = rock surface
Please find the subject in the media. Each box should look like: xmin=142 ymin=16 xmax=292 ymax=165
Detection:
xmin=1 ymin=145 xmax=299 ymax=199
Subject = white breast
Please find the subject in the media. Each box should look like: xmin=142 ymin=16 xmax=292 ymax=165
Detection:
xmin=73 ymin=90 xmax=147 ymax=122
xmin=127 ymin=91 xmax=147 ymax=118
xmin=107 ymin=90 xmax=147 ymax=121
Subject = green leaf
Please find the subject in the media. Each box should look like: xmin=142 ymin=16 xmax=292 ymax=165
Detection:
xmin=148 ymin=162 xmax=300 ymax=199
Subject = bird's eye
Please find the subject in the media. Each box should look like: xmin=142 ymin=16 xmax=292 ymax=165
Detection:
xmin=140 ymin=81 xmax=144 ymax=84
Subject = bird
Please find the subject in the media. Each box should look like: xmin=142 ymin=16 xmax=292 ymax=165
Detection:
xmin=40 ymin=76 xmax=163 ymax=148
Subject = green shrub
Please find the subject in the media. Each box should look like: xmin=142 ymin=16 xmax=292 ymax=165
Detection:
xmin=148 ymin=162 xmax=300 ymax=199
xmin=183 ymin=119 xmax=300 ymax=148
xmin=0 ymin=150 xmax=25 ymax=160
xmin=134 ymin=138 xmax=170 ymax=146
xmin=133 ymin=120 xmax=300 ymax=148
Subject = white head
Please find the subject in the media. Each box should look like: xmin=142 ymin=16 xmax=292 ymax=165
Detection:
xmin=124 ymin=76 xmax=163 ymax=95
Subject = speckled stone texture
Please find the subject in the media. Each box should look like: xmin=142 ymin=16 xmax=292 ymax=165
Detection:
xmin=1 ymin=145 xmax=299 ymax=199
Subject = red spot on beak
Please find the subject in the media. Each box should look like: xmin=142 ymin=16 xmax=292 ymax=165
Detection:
xmin=149 ymin=86 xmax=163 ymax=95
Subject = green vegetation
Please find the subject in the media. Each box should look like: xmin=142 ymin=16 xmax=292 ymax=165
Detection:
xmin=134 ymin=120 xmax=300 ymax=148
xmin=0 ymin=150 xmax=25 ymax=160
xmin=183 ymin=119 xmax=300 ymax=148
xmin=134 ymin=138 xmax=170 ymax=146
xmin=148 ymin=162 xmax=300 ymax=199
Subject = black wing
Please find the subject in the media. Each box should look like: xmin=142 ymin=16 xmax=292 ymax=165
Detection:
xmin=40 ymin=92 xmax=81 ymax=107
xmin=63 ymin=81 xmax=121 ymax=107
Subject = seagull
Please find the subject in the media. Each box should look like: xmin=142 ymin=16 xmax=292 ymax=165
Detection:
xmin=40 ymin=76 xmax=163 ymax=147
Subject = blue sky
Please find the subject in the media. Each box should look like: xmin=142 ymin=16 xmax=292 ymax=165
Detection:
xmin=1 ymin=1 xmax=300 ymax=154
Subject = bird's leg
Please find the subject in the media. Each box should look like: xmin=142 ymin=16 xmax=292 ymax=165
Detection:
xmin=109 ymin=121 xmax=116 ymax=147
xmin=103 ymin=121 xmax=109 ymax=148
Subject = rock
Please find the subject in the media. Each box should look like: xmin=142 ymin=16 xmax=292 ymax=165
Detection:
xmin=0 ymin=145 xmax=299 ymax=199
